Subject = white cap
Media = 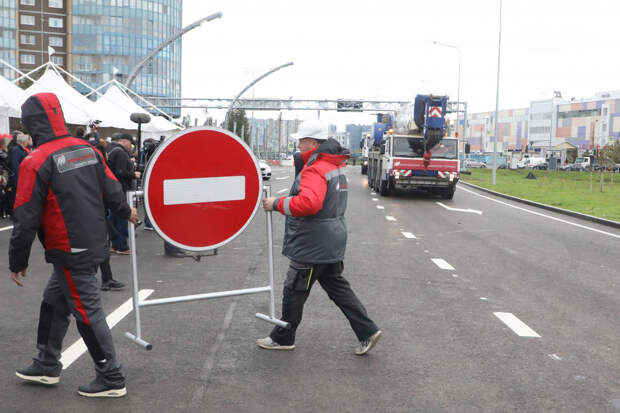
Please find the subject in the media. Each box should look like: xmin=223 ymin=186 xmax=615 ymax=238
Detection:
xmin=294 ymin=120 xmax=329 ymax=141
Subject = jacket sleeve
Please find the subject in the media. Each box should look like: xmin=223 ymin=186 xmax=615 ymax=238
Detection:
xmin=8 ymin=158 xmax=50 ymax=272
xmin=97 ymin=150 xmax=131 ymax=219
xmin=275 ymin=166 xmax=327 ymax=216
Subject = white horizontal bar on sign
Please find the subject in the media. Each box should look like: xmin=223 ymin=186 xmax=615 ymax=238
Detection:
xmin=163 ymin=176 xmax=245 ymax=205
xmin=431 ymin=258 xmax=455 ymax=270
xmin=493 ymin=312 xmax=541 ymax=338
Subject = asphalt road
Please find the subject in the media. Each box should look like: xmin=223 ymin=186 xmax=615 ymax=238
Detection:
xmin=1 ymin=164 xmax=619 ymax=412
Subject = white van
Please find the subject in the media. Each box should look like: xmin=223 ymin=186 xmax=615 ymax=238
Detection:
xmin=517 ymin=157 xmax=546 ymax=169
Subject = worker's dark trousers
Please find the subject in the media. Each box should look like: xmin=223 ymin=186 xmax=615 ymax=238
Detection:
xmin=32 ymin=265 xmax=125 ymax=386
xmin=270 ymin=261 xmax=379 ymax=346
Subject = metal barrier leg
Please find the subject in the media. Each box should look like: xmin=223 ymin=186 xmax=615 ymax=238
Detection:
xmin=125 ymin=191 xmax=152 ymax=350
xmin=256 ymin=186 xmax=290 ymax=329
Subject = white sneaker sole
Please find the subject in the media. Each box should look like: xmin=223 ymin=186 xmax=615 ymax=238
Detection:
xmin=78 ymin=387 xmax=127 ymax=398
xmin=15 ymin=371 xmax=60 ymax=385
xmin=256 ymin=341 xmax=295 ymax=350
xmin=355 ymin=330 xmax=383 ymax=355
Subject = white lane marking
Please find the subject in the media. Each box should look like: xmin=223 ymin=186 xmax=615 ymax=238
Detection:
xmin=493 ymin=312 xmax=541 ymax=338
xmin=452 ymin=274 xmax=459 ymax=278
xmin=480 ymin=297 xmax=488 ymax=301
xmin=458 ymin=186 xmax=620 ymax=240
xmin=372 ymin=198 xmax=379 ymax=201
xmin=549 ymin=354 xmax=562 ymax=361
xmin=277 ymin=188 xmax=288 ymax=194
xmin=60 ymin=289 xmax=154 ymax=369
xmin=276 ymin=176 xmax=288 ymax=180
xmin=377 ymin=205 xmax=385 ymax=210
xmin=401 ymin=231 xmax=416 ymax=239
xmin=164 ymin=176 xmax=244 ymax=205
xmin=436 ymin=202 xmax=483 ymax=215
xmin=370 ymin=192 xmax=376 ymax=195
xmin=0 ymin=225 xmax=13 ymax=232
xmin=431 ymin=258 xmax=455 ymax=270
xmin=385 ymin=216 xmax=396 ymax=221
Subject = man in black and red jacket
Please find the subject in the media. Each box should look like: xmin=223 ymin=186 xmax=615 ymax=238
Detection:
xmin=9 ymin=93 xmax=137 ymax=398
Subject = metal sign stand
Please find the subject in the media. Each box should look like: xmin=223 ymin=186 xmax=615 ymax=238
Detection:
xmin=125 ymin=186 xmax=289 ymax=351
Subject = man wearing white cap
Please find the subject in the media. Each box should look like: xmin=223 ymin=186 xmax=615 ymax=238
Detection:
xmin=259 ymin=120 xmax=382 ymax=355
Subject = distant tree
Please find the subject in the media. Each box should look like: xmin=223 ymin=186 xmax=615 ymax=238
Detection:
xmin=19 ymin=66 xmax=46 ymax=90
xmin=226 ymin=109 xmax=250 ymax=146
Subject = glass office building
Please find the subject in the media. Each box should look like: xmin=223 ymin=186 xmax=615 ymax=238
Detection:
xmin=71 ymin=0 xmax=182 ymax=116
xmin=0 ymin=0 xmax=17 ymax=79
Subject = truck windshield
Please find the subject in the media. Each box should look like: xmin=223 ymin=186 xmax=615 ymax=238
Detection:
xmin=393 ymin=137 xmax=457 ymax=159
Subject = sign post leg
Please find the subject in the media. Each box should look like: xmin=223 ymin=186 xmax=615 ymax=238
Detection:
xmin=124 ymin=190 xmax=152 ymax=350
xmin=255 ymin=186 xmax=289 ymax=328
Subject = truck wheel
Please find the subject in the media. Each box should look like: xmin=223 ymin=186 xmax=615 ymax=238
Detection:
xmin=441 ymin=185 xmax=456 ymax=200
xmin=380 ymin=180 xmax=390 ymax=196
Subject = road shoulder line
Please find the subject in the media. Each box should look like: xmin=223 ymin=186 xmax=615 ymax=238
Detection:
xmin=459 ymin=180 xmax=620 ymax=229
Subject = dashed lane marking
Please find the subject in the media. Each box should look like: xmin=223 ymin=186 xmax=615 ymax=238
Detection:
xmin=458 ymin=186 xmax=620 ymax=240
xmin=385 ymin=216 xmax=396 ymax=221
xmin=436 ymin=202 xmax=483 ymax=215
xmin=277 ymin=188 xmax=288 ymax=194
xmin=0 ymin=225 xmax=13 ymax=232
xmin=60 ymin=289 xmax=155 ymax=369
xmin=493 ymin=312 xmax=541 ymax=338
xmin=377 ymin=205 xmax=385 ymax=210
xmin=431 ymin=258 xmax=455 ymax=270
xmin=372 ymin=198 xmax=379 ymax=201
xmin=401 ymin=231 xmax=416 ymax=239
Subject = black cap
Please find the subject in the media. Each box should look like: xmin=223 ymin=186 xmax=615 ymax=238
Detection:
xmin=111 ymin=132 xmax=135 ymax=143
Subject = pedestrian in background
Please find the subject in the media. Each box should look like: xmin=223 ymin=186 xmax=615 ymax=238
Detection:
xmin=258 ymin=120 xmax=382 ymax=355
xmin=9 ymin=92 xmax=137 ymax=397
xmin=8 ymin=132 xmax=29 ymax=212
xmin=106 ymin=133 xmax=140 ymax=255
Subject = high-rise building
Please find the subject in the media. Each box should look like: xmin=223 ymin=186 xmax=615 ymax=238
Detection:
xmin=1 ymin=0 xmax=182 ymax=117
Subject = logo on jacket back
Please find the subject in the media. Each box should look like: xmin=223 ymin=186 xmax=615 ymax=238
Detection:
xmin=53 ymin=147 xmax=98 ymax=173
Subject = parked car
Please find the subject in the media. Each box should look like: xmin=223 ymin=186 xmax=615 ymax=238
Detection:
xmin=259 ymin=160 xmax=271 ymax=180
xmin=464 ymin=159 xmax=487 ymax=168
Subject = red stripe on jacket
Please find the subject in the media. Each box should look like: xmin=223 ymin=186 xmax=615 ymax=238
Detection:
xmin=41 ymin=188 xmax=71 ymax=252
xmin=37 ymin=93 xmax=69 ymax=138
xmin=62 ymin=267 xmax=91 ymax=325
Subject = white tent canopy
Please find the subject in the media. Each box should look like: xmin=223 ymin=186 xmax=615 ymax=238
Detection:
xmin=99 ymin=84 xmax=179 ymax=133
xmin=0 ymin=74 xmax=27 ymax=117
xmin=25 ymin=68 xmax=98 ymax=125
xmin=0 ymin=95 xmax=10 ymax=134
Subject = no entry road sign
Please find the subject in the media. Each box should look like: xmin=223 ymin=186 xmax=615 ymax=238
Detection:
xmin=143 ymin=127 xmax=262 ymax=251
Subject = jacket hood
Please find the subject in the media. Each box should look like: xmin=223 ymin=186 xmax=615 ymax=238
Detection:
xmin=312 ymin=138 xmax=349 ymax=166
xmin=21 ymin=93 xmax=70 ymax=147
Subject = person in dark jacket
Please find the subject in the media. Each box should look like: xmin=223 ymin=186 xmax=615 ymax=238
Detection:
xmin=8 ymin=132 xmax=29 ymax=211
xmin=258 ymin=120 xmax=382 ymax=355
xmin=106 ymin=133 xmax=140 ymax=254
xmin=9 ymin=93 xmax=137 ymax=398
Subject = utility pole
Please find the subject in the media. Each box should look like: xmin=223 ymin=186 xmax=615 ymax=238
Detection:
xmin=492 ymin=0 xmax=503 ymax=185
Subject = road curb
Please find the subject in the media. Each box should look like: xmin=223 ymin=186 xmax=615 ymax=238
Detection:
xmin=459 ymin=180 xmax=620 ymax=230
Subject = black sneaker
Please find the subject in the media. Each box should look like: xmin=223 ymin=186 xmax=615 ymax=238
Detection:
xmin=78 ymin=377 xmax=126 ymax=398
xmin=101 ymin=279 xmax=125 ymax=291
xmin=16 ymin=363 xmax=60 ymax=385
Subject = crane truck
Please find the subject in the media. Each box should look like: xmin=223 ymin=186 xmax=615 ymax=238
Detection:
xmin=366 ymin=95 xmax=459 ymax=199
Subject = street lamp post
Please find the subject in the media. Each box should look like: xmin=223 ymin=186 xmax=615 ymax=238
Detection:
xmin=125 ymin=12 xmax=223 ymax=88
xmin=223 ymin=61 xmax=294 ymax=129
xmin=492 ymin=0 xmax=503 ymax=185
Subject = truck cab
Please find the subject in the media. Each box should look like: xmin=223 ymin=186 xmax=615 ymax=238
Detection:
xmin=367 ymin=133 xmax=459 ymax=198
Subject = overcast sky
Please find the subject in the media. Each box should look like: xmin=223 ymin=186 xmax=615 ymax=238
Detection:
xmin=181 ymin=0 xmax=620 ymax=128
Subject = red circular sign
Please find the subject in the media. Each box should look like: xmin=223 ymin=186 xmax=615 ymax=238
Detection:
xmin=144 ymin=127 xmax=262 ymax=251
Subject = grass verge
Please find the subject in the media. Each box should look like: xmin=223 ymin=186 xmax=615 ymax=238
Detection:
xmin=460 ymin=169 xmax=620 ymax=222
